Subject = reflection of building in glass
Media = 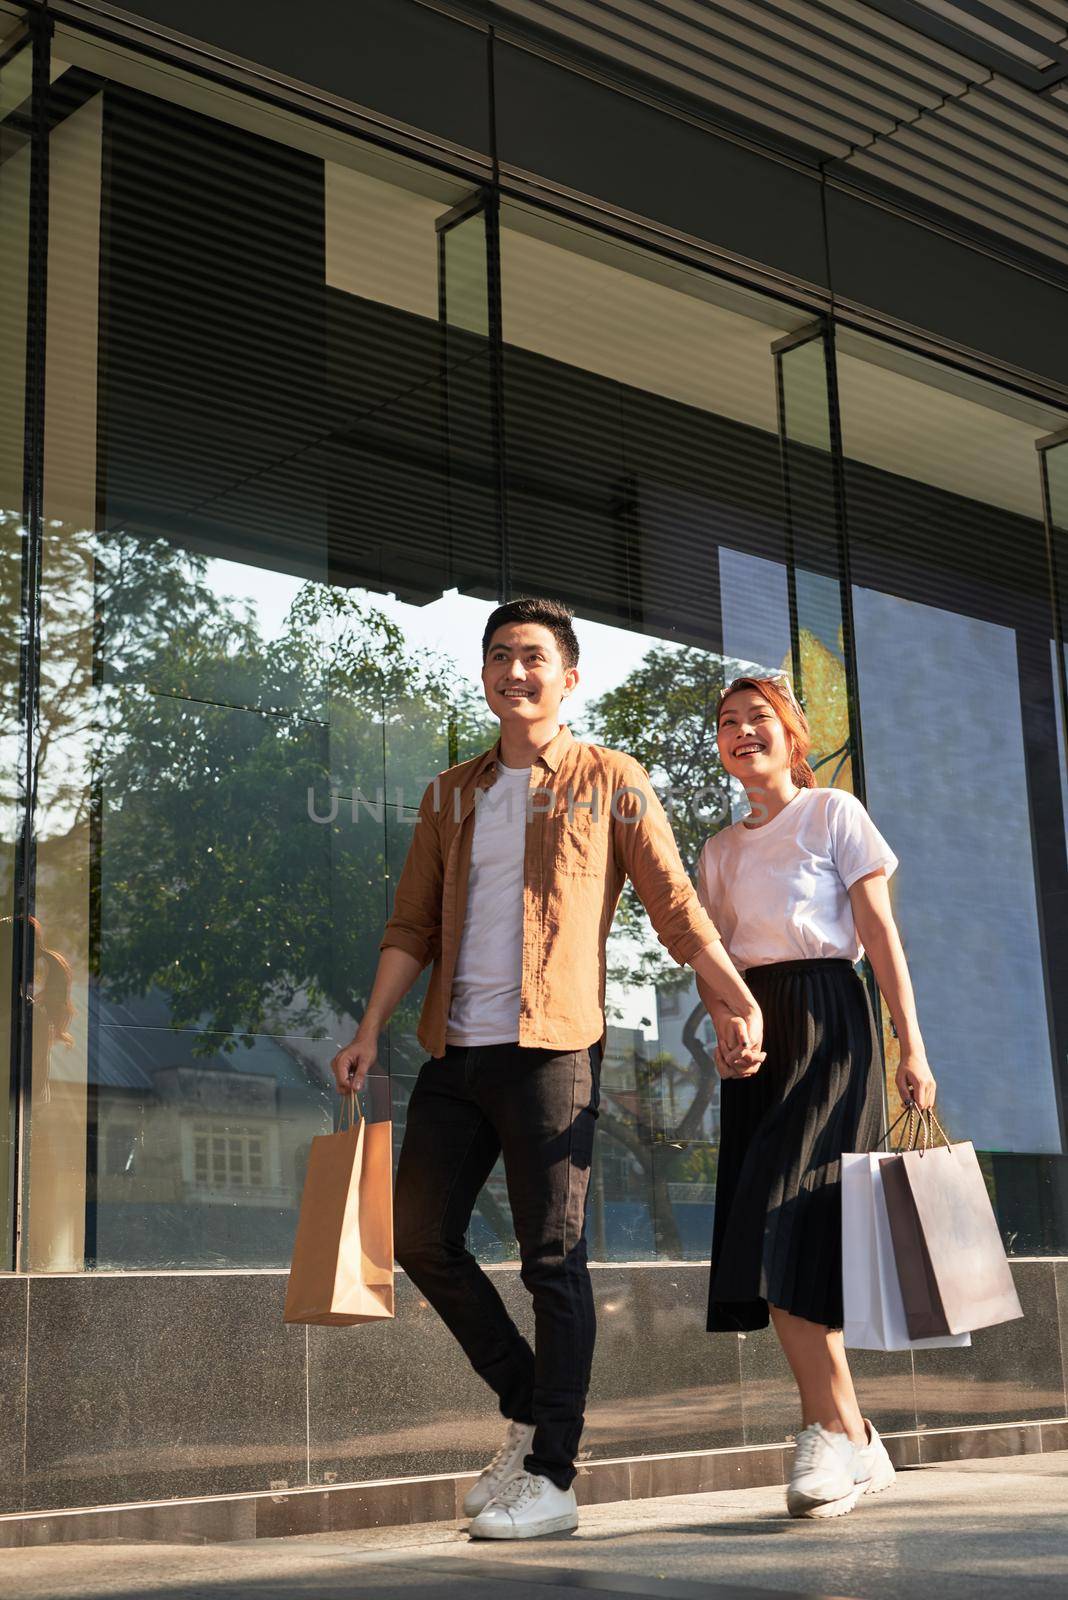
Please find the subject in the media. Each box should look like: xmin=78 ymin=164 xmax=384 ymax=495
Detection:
xmin=600 ymin=1024 xmax=652 ymax=1122
xmin=586 ymin=1026 xmax=655 ymax=1260
xmin=88 ymin=994 xmax=332 ymax=1268
xmin=653 ymin=975 xmax=718 ymax=1146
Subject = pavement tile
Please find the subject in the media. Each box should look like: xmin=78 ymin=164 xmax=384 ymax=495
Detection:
xmin=2 ymin=1452 xmax=1067 ymax=1599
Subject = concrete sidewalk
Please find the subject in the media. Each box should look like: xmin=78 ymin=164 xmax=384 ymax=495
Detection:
xmin=3 ymin=1452 xmax=1067 ymax=1600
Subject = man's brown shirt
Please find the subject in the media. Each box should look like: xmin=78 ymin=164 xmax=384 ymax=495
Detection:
xmin=380 ymin=724 xmax=720 ymax=1057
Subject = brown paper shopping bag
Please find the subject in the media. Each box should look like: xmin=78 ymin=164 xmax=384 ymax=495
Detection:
xmin=881 ymin=1110 xmax=1022 ymax=1339
xmin=283 ymin=1098 xmax=394 ymax=1325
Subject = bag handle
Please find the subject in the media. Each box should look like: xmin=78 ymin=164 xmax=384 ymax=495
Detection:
xmin=881 ymin=1101 xmax=951 ymax=1155
xmin=337 ymin=1091 xmax=363 ymax=1132
xmin=881 ymin=1102 xmax=920 ymax=1151
xmin=916 ymin=1104 xmax=951 ymax=1154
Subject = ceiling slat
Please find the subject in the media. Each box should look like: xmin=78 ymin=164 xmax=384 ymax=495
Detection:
xmin=480 ymin=0 xmax=1068 ymax=272
xmin=918 ymin=0 xmax=1059 ymax=68
xmin=869 ymin=123 xmax=1068 ymax=229
xmin=526 ymin=0 xmax=916 ymax=126
xmin=893 ymin=100 xmax=1068 ymax=194
xmin=770 ymin=0 xmax=982 ymax=74
xmin=937 ymin=93 xmax=1068 ymax=173
xmin=497 ymin=0 xmax=882 ymax=142
xmin=717 ymin=0 xmax=975 ymax=92
xmin=845 ymin=148 xmax=1068 ymax=260
xmin=651 ymin=0 xmax=966 ymax=106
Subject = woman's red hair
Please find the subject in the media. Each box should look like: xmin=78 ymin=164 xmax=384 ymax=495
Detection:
xmin=717 ymin=676 xmax=817 ymax=789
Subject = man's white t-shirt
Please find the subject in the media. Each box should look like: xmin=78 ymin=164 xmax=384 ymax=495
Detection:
xmin=696 ymin=786 xmax=898 ymax=972
xmin=445 ymin=761 xmax=530 ymax=1046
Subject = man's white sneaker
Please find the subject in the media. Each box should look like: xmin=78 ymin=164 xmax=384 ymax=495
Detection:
xmin=462 ymin=1421 xmax=536 ymax=1518
xmin=468 ymin=1471 xmax=578 ymax=1539
xmin=786 ymin=1423 xmax=863 ymax=1519
xmin=853 ymin=1419 xmax=896 ymax=1496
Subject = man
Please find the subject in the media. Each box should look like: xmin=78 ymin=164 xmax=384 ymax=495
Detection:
xmin=331 ymin=597 xmax=763 ymax=1539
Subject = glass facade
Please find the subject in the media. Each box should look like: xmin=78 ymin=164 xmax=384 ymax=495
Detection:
xmin=14 ymin=27 xmax=500 ymax=1270
xmin=2 ymin=12 xmax=1067 ymax=1279
xmin=836 ymin=336 xmax=1068 ymax=1251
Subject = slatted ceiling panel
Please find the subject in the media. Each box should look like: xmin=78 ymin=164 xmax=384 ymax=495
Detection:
xmin=859 ymin=108 xmax=1068 ymax=223
xmin=892 ymin=99 xmax=1064 ymax=198
xmin=1000 ymin=0 xmax=1068 ymax=25
xmin=808 ymin=0 xmax=982 ymax=74
xmin=482 ymin=1 xmax=1068 ymax=272
xmin=715 ymin=0 xmax=949 ymax=94
xmin=903 ymin=153 xmax=1068 ymax=257
xmin=856 ymin=72 xmax=1068 ymax=262
xmin=917 ymin=0 xmax=1066 ymax=66
xmin=946 ymin=84 xmax=1068 ymax=178
xmin=937 ymin=90 xmax=1065 ymax=173
xmin=694 ymin=0 xmax=975 ymax=88
xmin=497 ymin=0 xmax=863 ymax=151
xmin=917 ymin=97 xmax=1068 ymax=242
xmin=927 ymin=106 xmax=1068 ymax=210
xmin=496 ymin=0 xmax=957 ymax=151
xmin=983 ymin=70 xmax=1068 ymax=136
xmin=491 ymin=0 xmax=979 ymax=143
xmin=847 ymin=144 xmax=1068 ymax=261
xmin=846 ymin=156 xmax=1068 ymax=267
xmin=710 ymin=0 xmax=977 ymax=95
xmin=604 ymin=0 xmax=921 ymax=124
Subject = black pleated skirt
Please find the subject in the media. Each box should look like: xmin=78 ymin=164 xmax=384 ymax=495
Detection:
xmin=707 ymin=957 xmax=883 ymax=1334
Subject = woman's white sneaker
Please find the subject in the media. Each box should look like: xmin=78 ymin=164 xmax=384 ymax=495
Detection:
xmin=853 ymin=1419 xmax=896 ymax=1495
xmin=462 ymin=1421 xmax=536 ymax=1518
xmin=786 ymin=1423 xmax=863 ymax=1519
xmin=468 ymin=1470 xmax=578 ymax=1539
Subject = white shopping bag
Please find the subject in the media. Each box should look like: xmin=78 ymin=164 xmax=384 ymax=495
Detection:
xmin=842 ymin=1151 xmax=970 ymax=1351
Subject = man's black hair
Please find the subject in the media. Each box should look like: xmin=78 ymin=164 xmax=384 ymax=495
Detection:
xmin=481 ymin=598 xmax=579 ymax=671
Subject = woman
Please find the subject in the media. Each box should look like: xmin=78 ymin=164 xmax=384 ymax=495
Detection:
xmin=696 ymin=673 xmax=936 ymax=1521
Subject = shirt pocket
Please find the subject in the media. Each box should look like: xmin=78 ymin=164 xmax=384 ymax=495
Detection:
xmin=548 ymin=800 xmax=608 ymax=877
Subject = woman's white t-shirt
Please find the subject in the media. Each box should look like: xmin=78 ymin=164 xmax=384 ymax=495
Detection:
xmin=696 ymin=787 xmax=898 ymax=972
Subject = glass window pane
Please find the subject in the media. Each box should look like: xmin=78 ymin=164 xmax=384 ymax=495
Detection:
xmin=442 ymin=208 xmax=489 ymax=338
xmin=22 ymin=36 xmax=500 ymax=1269
xmin=837 ymin=331 xmax=1068 ymax=1250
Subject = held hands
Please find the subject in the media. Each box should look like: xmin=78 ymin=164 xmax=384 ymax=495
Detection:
xmin=711 ymin=1002 xmax=766 ymax=1081
xmin=331 ymin=1030 xmax=378 ymax=1096
xmin=896 ymin=1050 xmax=937 ymax=1111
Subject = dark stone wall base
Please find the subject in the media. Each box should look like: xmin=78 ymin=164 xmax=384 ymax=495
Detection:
xmin=3 ymin=1417 xmax=1066 ymax=1549
xmin=3 ymin=1260 xmax=1064 ymax=1517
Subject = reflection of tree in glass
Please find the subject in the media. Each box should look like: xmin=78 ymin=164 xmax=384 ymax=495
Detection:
xmin=798 ymin=627 xmax=853 ymax=792
xmin=93 ymin=538 xmax=492 ymax=1053
xmin=679 ymin=1142 xmax=718 ymax=1186
xmin=584 ymin=644 xmax=740 ymax=1255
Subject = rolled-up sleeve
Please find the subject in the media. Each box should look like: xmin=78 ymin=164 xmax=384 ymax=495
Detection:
xmin=379 ymin=781 xmax=444 ymax=968
xmin=611 ymin=759 xmax=720 ymax=966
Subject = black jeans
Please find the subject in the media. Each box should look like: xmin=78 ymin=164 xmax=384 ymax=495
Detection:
xmin=393 ymin=1041 xmax=601 ymax=1490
